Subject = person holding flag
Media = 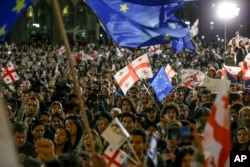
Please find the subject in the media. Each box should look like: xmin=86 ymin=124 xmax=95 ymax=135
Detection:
xmin=122 ymin=128 xmax=166 ymax=167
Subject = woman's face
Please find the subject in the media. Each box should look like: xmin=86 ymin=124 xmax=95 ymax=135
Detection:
xmin=237 ymin=129 xmax=250 ymax=145
xmin=51 ymin=117 xmax=63 ymax=130
xmin=54 ymin=128 xmax=69 ymax=145
xmin=31 ymin=125 xmax=44 ymax=140
xmin=65 ymin=119 xmax=78 ymax=136
xmin=83 ymin=133 xmax=96 ymax=152
xmin=181 ymin=153 xmax=193 ymax=167
xmin=97 ymin=119 xmax=109 ymax=134
xmin=122 ymin=101 xmax=132 ymax=112
xmin=51 ymin=104 xmax=62 ymax=114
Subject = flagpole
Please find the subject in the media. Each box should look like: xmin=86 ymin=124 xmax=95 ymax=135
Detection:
xmin=141 ymin=80 xmax=162 ymax=114
xmin=51 ymin=0 xmax=95 ymax=154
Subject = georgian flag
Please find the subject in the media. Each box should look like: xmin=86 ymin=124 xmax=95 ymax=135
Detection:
xmin=114 ymin=64 xmax=139 ymax=95
xmin=190 ymin=19 xmax=199 ymax=38
xmin=165 ymin=64 xmax=176 ymax=80
xmin=202 ymin=78 xmax=231 ymax=167
xmin=103 ymin=144 xmax=127 ymax=167
xmin=131 ymin=54 xmax=153 ymax=79
xmin=2 ymin=61 xmax=19 ymax=84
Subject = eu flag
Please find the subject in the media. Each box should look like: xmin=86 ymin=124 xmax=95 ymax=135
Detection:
xmin=0 ymin=0 xmax=33 ymax=41
xmin=171 ymin=33 xmax=195 ymax=52
xmin=122 ymin=0 xmax=197 ymax=6
xmin=85 ymin=0 xmax=189 ymax=48
xmin=149 ymin=67 xmax=173 ymax=102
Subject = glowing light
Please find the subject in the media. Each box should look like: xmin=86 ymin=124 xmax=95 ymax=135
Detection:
xmin=217 ymin=2 xmax=240 ymax=19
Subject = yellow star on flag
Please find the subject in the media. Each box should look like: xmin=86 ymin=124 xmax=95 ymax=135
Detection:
xmin=120 ymin=4 xmax=129 ymax=13
xmin=0 ymin=25 xmax=6 ymax=36
xmin=168 ymin=23 xmax=176 ymax=29
xmin=164 ymin=34 xmax=170 ymax=40
xmin=12 ymin=0 xmax=26 ymax=14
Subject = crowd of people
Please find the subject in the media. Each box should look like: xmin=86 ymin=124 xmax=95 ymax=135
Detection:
xmin=0 ymin=32 xmax=250 ymax=167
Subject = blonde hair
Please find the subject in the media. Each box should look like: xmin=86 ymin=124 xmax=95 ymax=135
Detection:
xmin=76 ymin=129 xmax=103 ymax=154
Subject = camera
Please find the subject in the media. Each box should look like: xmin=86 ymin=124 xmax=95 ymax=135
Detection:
xmin=168 ymin=127 xmax=192 ymax=140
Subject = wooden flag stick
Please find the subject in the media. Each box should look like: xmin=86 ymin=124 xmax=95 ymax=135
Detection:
xmin=51 ymin=0 xmax=95 ymax=153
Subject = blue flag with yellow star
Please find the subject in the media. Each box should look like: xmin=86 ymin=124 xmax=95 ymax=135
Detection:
xmin=171 ymin=33 xmax=195 ymax=52
xmin=85 ymin=0 xmax=189 ymax=48
xmin=149 ymin=67 xmax=173 ymax=102
xmin=0 ymin=0 xmax=32 ymax=41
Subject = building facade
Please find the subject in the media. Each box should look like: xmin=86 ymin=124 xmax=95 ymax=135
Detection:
xmin=7 ymin=0 xmax=102 ymax=44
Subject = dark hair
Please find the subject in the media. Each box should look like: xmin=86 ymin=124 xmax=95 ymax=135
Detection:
xmin=120 ymin=97 xmax=137 ymax=114
xmin=57 ymin=151 xmax=82 ymax=167
xmin=27 ymin=119 xmax=44 ymax=143
xmin=174 ymin=146 xmax=195 ymax=167
xmin=64 ymin=115 xmax=84 ymax=149
xmin=12 ymin=122 xmax=27 ymax=134
xmin=54 ymin=127 xmax=72 ymax=153
xmin=229 ymin=92 xmax=242 ymax=104
xmin=130 ymin=128 xmax=148 ymax=143
xmin=121 ymin=112 xmax=136 ymax=123
xmin=230 ymin=103 xmax=243 ymax=114
xmin=162 ymin=102 xmax=180 ymax=118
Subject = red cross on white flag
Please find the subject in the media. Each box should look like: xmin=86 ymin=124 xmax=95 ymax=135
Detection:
xmin=165 ymin=64 xmax=176 ymax=80
xmin=103 ymin=145 xmax=127 ymax=167
xmin=2 ymin=61 xmax=19 ymax=84
xmin=131 ymin=54 xmax=153 ymax=79
xmin=202 ymin=78 xmax=231 ymax=167
xmin=114 ymin=64 xmax=139 ymax=95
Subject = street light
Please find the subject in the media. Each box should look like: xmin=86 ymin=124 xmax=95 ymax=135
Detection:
xmin=216 ymin=1 xmax=240 ymax=51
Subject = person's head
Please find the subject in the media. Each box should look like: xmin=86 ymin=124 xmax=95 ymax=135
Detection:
xmin=50 ymin=101 xmax=64 ymax=118
xmin=114 ymin=94 xmax=123 ymax=107
xmin=28 ymin=120 xmax=45 ymax=142
xmin=121 ymin=112 xmax=136 ymax=133
xmin=64 ymin=115 xmax=84 ymax=147
xmin=37 ymin=111 xmax=51 ymax=130
xmin=179 ymin=104 xmax=189 ymax=120
xmin=175 ymin=89 xmax=184 ymax=102
xmin=193 ymin=107 xmax=210 ymax=125
xmin=129 ymin=128 xmax=147 ymax=156
xmin=232 ymin=126 xmax=250 ymax=149
xmin=230 ymin=103 xmax=243 ymax=122
xmin=239 ymin=107 xmax=250 ymax=129
xmin=78 ymin=129 xmax=103 ymax=153
xmin=12 ymin=122 xmax=27 ymax=147
xmin=145 ymin=106 xmax=158 ymax=122
xmin=51 ymin=112 xmax=64 ymax=130
xmin=26 ymin=97 xmax=39 ymax=116
xmin=54 ymin=127 xmax=71 ymax=153
xmin=162 ymin=102 xmax=180 ymax=121
xmin=208 ymin=67 xmax=216 ymax=78
xmin=229 ymin=92 xmax=243 ymax=105
xmin=95 ymin=117 xmax=110 ymax=134
xmin=120 ymin=98 xmax=136 ymax=113
xmin=174 ymin=146 xmax=195 ymax=167
xmin=243 ymin=88 xmax=250 ymax=104
xmin=200 ymin=89 xmax=211 ymax=103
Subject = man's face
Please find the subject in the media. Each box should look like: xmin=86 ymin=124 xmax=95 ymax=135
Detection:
xmin=14 ymin=132 xmax=27 ymax=147
xmin=122 ymin=116 xmax=134 ymax=133
xmin=26 ymin=99 xmax=38 ymax=116
xmin=129 ymin=135 xmax=146 ymax=155
xmin=242 ymin=109 xmax=250 ymax=128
